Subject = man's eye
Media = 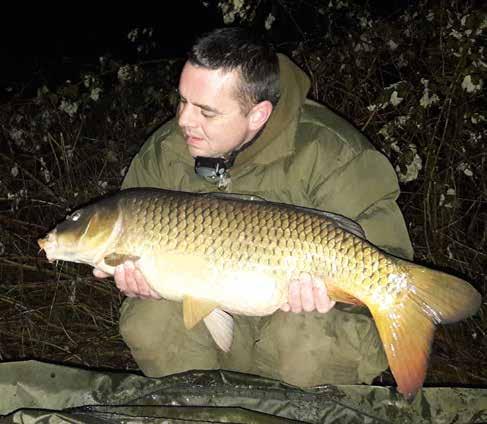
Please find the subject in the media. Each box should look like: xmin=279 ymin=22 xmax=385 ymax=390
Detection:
xmin=201 ymin=111 xmax=216 ymax=118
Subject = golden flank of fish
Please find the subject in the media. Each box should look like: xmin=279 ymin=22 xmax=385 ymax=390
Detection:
xmin=38 ymin=188 xmax=481 ymax=398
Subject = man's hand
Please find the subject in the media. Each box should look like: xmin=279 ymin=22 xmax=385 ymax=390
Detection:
xmin=93 ymin=261 xmax=162 ymax=299
xmin=280 ymin=273 xmax=336 ymax=313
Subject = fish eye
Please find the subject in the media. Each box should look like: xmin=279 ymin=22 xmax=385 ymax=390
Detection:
xmin=70 ymin=211 xmax=81 ymax=221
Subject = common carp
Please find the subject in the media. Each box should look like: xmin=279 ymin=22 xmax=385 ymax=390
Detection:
xmin=37 ymin=188 xmax=481 ymax=398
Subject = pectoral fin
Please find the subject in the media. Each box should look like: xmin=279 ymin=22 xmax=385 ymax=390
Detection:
xmin=204 ymin=309 xmax=234 ymax=352
xmin=182 ymin=296 xmax=218 ymax=330
xmin=104 ymin=253 xmax=141 ymax=267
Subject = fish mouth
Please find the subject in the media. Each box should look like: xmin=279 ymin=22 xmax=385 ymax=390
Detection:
xmin=37 ymin=231 xmax=57 ymax=263
xmin=37 ymin=237 xmax=47 ymax=250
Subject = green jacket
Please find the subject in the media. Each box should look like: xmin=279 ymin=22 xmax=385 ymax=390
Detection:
xmin=123 ymin=54 xmax=413 ymax=260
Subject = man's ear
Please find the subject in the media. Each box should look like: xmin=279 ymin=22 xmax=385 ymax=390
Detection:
xmin=248 ymin=100 xmax=273 ymax=131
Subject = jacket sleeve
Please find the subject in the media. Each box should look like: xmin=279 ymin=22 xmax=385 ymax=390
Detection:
xmin=309 ymin=148 xmax=414 ymax=260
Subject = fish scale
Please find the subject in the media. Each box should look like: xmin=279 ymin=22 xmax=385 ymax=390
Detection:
xmin=118 ymin=190 xmax=398 ymax=300
xmin=38 ymin=187 xmax=481 ymax=399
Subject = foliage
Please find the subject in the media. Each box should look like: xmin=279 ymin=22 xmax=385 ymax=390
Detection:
xmin=285 ymin=1 xmax=487 ymax=270
xmin=1 ymin=2 xmax=486 ymax=385
xmin=0 ymin=41 xmax=182 ymax=369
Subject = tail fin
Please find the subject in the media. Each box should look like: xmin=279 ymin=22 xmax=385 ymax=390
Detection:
xmin=405 ymin=264 xmax=481 ymax=324
xmin=369 ymin=262 xmax=481 ymax=399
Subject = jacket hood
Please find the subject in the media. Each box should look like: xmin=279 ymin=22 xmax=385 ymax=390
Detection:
xmin=169 ymin=54 xmax=311 ymax=169
xmin=233 ymin=54 xmax=311 ymax=168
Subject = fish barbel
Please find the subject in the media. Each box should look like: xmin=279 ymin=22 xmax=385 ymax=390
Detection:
xmin=37 ymin=188 xmax=481 ymax=398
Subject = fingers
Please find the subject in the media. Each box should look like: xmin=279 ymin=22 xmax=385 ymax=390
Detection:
xmin=289 ymin=274 xmax=314 ymax=314
xmin=284 ymin=273 xmax=335 ymax=314
xmin=313 ymin=282 xmax=336 ymax=313
xmin=93 ymin=268 xmax=110 ymax=278
xmin=280 ymin=303 xmax=291 ymax=312
xmin=288 ymin=273 xmax=313 ymax=313
xmin=288 ymin=278 xmax=303 ymax=313
xmin=300 ymin=273 xmax=315 ymax=312
xmin=148 ymin=286 xmax=162 ymax=299
xmin=113 ymin=261 xmax=161 ymax=300
xmin=132 ymin=265 xmax=150 ymax=298
xmin=279 ymin=278 xmax=304 ymax=312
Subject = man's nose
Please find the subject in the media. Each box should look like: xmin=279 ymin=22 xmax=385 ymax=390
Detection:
xmin=178 ymin=102 xmax=198 ymax=128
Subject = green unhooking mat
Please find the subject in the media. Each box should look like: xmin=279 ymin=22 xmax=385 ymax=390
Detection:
xmin=0 ymin=360 xmax=486 ymax=423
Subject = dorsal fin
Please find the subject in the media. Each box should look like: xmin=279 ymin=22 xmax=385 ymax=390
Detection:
xmin=204 ymin=192 xmax=366 ymax=239
xmin=205 ymin=192 xmax=267 ymax=202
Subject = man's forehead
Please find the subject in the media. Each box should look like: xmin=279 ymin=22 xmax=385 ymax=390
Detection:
xmin=179 ymin=62 xmax=241 ymax=107
xmin=180 ymin=63 xmax=239 ymax=90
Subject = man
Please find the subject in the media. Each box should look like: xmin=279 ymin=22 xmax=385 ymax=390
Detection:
xmin=95 ymin=27 xmax=413 ymax=387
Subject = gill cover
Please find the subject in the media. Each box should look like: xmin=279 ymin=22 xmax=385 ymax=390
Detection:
xmin=55 ymin=196 xmax=122 ymax=262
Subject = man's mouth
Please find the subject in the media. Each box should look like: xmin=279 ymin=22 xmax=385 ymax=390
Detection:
xmin=185 ymin=135 xmax=204 ymax=145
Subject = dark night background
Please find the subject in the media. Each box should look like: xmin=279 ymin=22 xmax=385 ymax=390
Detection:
xmin=0 ymin=4 xmax=219 ymax=97
xmin=0 ymin=0 xmax=416 ymax=96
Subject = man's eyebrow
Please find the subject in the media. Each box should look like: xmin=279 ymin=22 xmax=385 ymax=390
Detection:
xmin=195 ymin=102 xmax=222 ymax=114
xmin=179 ymin=93 xmax=222 ymax=115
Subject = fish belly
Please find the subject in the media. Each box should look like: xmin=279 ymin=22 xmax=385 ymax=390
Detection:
xmin=136 ymin=253 xmax=288 ymax=316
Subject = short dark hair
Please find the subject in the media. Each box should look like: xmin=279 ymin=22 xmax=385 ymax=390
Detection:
xmin=188 ymin=27 xmax=280 ymax=113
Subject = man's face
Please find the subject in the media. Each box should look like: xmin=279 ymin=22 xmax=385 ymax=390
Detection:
xmin=177 ymin=62 xmax=256 ymax=158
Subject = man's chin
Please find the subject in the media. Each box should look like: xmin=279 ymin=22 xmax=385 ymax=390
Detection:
xmin=187 ymin=145 xmax=209 ymax=158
